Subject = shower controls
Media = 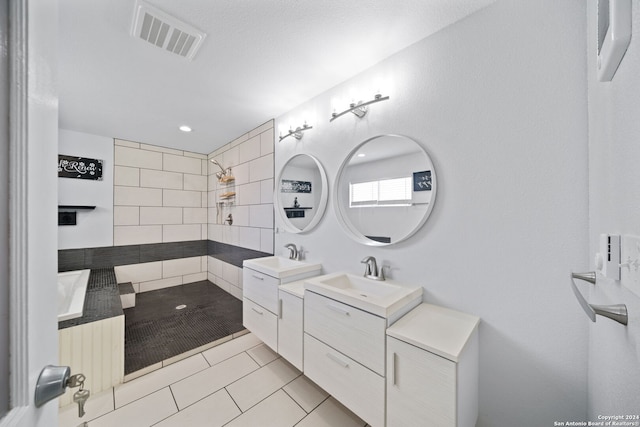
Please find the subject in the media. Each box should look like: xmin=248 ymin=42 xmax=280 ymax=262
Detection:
xmin=595 ymin=234 xmax=620 ymax=280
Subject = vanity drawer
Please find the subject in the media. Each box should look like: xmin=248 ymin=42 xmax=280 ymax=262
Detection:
xmin=304 ymin=333 xmax=385 ymax=427
xmin=243 ymin=267 xmax=280 ymax=314
xmin=304 ymin=291 xmax=386 ymax=375
xmin=243 ymin=297 xmax=277 ymax=351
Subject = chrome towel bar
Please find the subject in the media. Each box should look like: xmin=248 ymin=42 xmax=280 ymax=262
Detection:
xmin=570 ymin=272 xmax=628 ymax=325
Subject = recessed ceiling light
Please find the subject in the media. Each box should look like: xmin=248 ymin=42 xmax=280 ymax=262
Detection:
xmin=357 ymin=153 xmax=366 ymax=157
xmin=179 ymin=125 xmax=192 ymax=132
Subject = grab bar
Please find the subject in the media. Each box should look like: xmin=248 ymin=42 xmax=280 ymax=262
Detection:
xmin=570 ymin=272 xmax=628 ymax=325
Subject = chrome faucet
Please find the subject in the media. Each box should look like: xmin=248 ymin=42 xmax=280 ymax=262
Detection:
xmin=284 ymin=243 xmax=299 ymax=261
xmin=361 ymin=256 xmax=385 ymax=281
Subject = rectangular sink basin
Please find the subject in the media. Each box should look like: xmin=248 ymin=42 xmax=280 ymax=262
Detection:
xmin=304 ymin=272 xmax=422 ymax=319
xmin=243 ymin=256 xmax=322 ymax=280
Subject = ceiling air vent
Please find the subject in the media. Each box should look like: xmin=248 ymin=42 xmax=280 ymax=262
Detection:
xmin=131 ymin=1 xmax=206 ymax=60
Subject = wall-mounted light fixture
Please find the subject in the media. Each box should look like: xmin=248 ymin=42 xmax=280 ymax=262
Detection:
xmin=330 ymin=93 xmax=390 ymax=122
xmin=279 ymin=122 xmax=313 ymax=142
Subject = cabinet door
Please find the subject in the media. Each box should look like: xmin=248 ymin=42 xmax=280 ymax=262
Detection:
xmin=387 ymin=337 xmax=456 ymax=427
xmin=243 ymin=297 xmax=277 ymax=351
xmin=243 ymin=268 xmax=280 ymax=313
xmin=277 ymin=291 xmax=303 ymax=370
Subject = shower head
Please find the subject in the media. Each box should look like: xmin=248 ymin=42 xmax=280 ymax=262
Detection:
xmin=209 ymin=158 xmax=231 ymax=179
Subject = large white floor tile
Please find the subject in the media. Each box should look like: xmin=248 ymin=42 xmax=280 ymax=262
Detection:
xmin=296 ymin=397 xmax=367 ymax=427
xmin=283 ymin=375 xmax=329 ymax=413
xmin=225 ymin=390 xmax=306 ymax=427
xmin=153 ymin=389 xmax=240 ymax=427
xmin=89 ymin=388 xmax=177 ymax=427
xmin=115 ymin=354 xmax=209 ymax=408
xmin=58 ymin=387 xmax=114 ymax=427
xmin=170 ymin=352 xmax=259 ymax=410
xmin=247 ymin=343 xmax=279 ymax=366
xmin=226 ymin=358 xmax=301 ymax=411
xmin=201 ymin=332 xmax=261 ymax=366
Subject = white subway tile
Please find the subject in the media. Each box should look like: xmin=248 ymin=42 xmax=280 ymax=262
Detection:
xmin=207 ymin=272 xmax=216 ymax=284
xmin=261 ymin=229 xmax=274 ymax=254
xmin=140 ymin=169 xmax=183 ymax=189
xmin=222 ymin=262 xmax=240 ymax=286
xmin=237 ymin=182 xmax=261 ymax=206
xmin=207 ymin=174 xmax=218 ymax=191
xmin=249 ymin=154 xmax=274 ymax=182
xmin=114 ymin=186 xmax=162 ymax=206
xmin=115 ymin=261 xmax=162 ymax=284
xmin=249 ymin=120 xmax=274 ymax=138
xmin=239 ymin=135 xmax=261 ymax=164
xmin=183 ymin=272 xmax=207 ymax=284
xmin=114 ymin=166 xmax=140 ymax=187
xmin=207 ymin=256 xmax=221 ymax=276
xmin=115 ymin=146 xmax=163 ymax=169
xmin=207 ymin=207 xmax=216 ymax=224
xmin=114 ymin=206 xmax=139 ymax=226
xmin=183 ymin=207 xmax=207 ymax=224
xmin=222 ymin=225 xmax=239 ymax=246
xmin=229 ymin=133 xmax=249 ymax=148
xmin=162 ymin=224 xmax=202 ymax=242
xmin=163 ymin=153 xmax=202 ymax=174
xmin=139 ymin=276 xmax=182 ymax=293
xmin=239 ymin=227 xmax=261 ymax=251
xmin=201 ymin=224 xmax=208 ymax=239
xmin=201 ymin=159 xmax=208 ymax=176
xmin=163 ymin=189 xmax=201 ymax=207
xmin=201 ymin=191 xmax=208 ymax=207
xmin=226 ymin=285 xmax=242 ymax=300
xmin=249 ymin=204 xmax=274 ymax=229
xmin=140 ymin=207 xmax=182 ymax=225
xmin=261 ymin=179 xmax=274 ymax=204
xmin=114 ymin=226 xmax=162 ymax=245
xmin=208 ymin=224 xmax=222 ymax=241
xmin=163 ymin=257 xmax=202 ymax=277
xmin=114 ymin=138 xmax=140 ymax=148
xmin=139 ymin=143 xmax=183 ymax=155
xmin=201 ymin=256 xmax=207 ymax=271
xmin=233 ymin=162 xmax=250 ymax=185
xmin=183 ymin=174 xmax=207 ymax=191
xmin=232 ymin=206 xmax=250 ymax=227
xmin=183 ymin=151 xmax=207 ymax=160
xmin=223 ymin=146 xmax=239 ymax=168
xmin=260 ymin=128 xmax=274 ymax=156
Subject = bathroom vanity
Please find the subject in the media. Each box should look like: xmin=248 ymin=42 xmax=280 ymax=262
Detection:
xmin=242 ymin=257 xmax=480 ymax=427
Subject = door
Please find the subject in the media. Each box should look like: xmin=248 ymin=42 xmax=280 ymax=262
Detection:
xmin=0 ymin=1 xmax=60 ymax=426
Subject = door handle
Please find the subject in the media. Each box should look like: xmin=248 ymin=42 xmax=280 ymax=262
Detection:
xmin=35 ymin=365 xmax=71 ymax=407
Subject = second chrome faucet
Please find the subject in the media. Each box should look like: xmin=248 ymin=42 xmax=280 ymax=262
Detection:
xmin=361 ymin=256 xmax=385 ymax=281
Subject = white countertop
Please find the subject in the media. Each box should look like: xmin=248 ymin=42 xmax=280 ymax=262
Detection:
xmin=279 ymin=279 xmax=306 ymax=298
xmin=386 ymin=303 xmax=480 ymax=362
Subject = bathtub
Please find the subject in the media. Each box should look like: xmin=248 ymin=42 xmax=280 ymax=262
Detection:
xmin=57 ymin=269 xmax=91 ymax=322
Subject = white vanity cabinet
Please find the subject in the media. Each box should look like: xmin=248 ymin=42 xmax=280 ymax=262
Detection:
xmin=277 ymin=284 xmax=304 ymax=370
xmin=303 ymin=291 xmax=387 ymax=427
xmin=242 ymin=258 xmax=321 ymax=354
xmin=386 ymin=304 xmax=480 ymax=427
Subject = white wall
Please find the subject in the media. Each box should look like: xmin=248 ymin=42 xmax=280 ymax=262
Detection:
xmin=58 ymin=129 xmax=114 ymax=249
xmin=0 ymin=0 xmax=8 ymax=415
xmin=275 ymin=0 xmax=589 ymax=425
xmin=586 ymin=0 xmax=640 ymax=417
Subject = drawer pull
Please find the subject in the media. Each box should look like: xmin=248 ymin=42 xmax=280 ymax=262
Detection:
xmin=327 ymin=304 xmax=350 ymax=316
xmin=326 ymin=352 xmax=349 ymax=368
xmin=252 ymin=274 xmax=264 ymax=281
xmin=251 ymin=307 xmax=264 ymax=315
xmin=278 ymin=299 xmax=283 ymax=319
xmin=392 ymin=352 xmax=398 ymax=386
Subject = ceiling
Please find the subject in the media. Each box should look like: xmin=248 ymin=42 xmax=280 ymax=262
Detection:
xmin=58 ymin=0 xmax=494 ymax=154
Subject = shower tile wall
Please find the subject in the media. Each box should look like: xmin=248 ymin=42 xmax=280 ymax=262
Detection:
xmin=207 ymin=121 xmax=275 ymax=299
xmin=113 ymin=139 xmax=209 ymax=292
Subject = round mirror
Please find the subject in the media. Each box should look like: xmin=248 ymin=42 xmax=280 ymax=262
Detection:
xmin=334 ymin=134 xmax=437 ymax=245
xmin=275 ymin=154 xmax=329 ymax=233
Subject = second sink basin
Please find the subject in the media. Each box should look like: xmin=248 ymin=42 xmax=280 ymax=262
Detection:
xmin=243 ymin=256 xmax=322 ymax=279
xmin=304 ymin=272 xmax=422 ymax=319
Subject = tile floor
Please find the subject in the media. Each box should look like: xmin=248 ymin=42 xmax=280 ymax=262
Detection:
xmin=59 ymin=333 xmax=368 ymax=427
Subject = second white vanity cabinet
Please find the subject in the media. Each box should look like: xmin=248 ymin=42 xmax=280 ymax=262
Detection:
xmin=303 ymin=291 xmax=388 ymax=427
xmin=386 ymin=304 xmax=480 ymax=427
xmin=277 ymin=283 xmax=304 ymax=370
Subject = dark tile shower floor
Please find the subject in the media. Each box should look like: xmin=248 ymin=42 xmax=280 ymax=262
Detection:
xmin=124 ymin=280 xmax=244 ymax=375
